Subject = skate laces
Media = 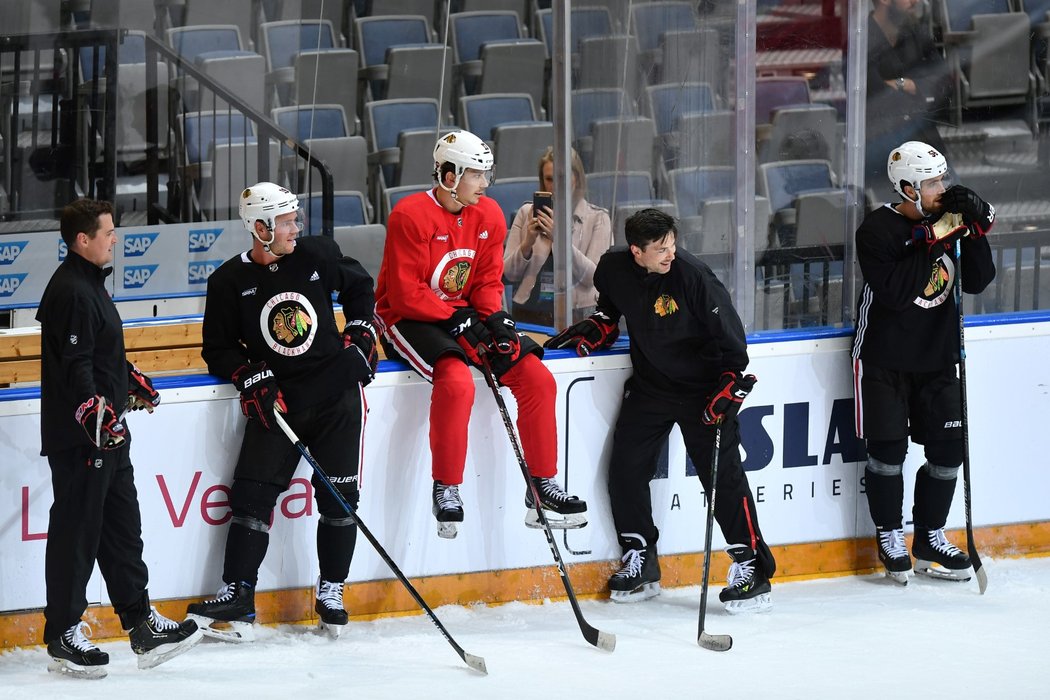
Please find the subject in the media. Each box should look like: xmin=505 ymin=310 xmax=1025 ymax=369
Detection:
xmin=612 ymin=549 xmax=644 ymax=580
xmin=529 ymin=477 xmax=575 ymax=506
xmin=879 ymin=528 xmax=908 ymax=559
xmin=727 ymin=557 xmax=756 ymax=589
xmin=435 ymin=484 xmax=462 ymax=510
xmin=63 ymin=621 xmax=99 ymax=653
xmin=148 ymin=607 xmax=180 ymax=631
xmin=927 ymin=528 xmax=964 ymax=557
xmin=317 ymin=580 xmax=345 ymax=611
xmin=205 ymin=582 xmax=237 ymax=604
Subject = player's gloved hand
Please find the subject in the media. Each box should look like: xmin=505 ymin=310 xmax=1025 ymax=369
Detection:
xmin=913 ymin=215 xmax=968 ymax=259
xmin=544 ymin=311 xmax=619 ymax=357
xmin=941 ymin=185 xmax=994 ymax=236
xmin=483 ymin=311 xmax=521 ymax=357
xmin=702 ymin=371 xmax=758 ymax=425
xmin=127 ymin=363 xmax=161 ymax=413
xmin=75 ymin=395 xmax=126 ymax=450
xmin=438 ymin=306 xmax=492 ymax=364
xmin=341 ymin=319 xmax=378 ymax=387
xmin=232 ymin=361 xmax=287 ymax=431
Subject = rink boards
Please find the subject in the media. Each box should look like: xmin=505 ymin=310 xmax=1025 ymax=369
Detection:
xmin=2 ymin=317 xmax=1049 ymax=642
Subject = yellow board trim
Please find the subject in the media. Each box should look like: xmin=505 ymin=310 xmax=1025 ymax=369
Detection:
xmin=4 ymin=522 xmax=1049 ymax=650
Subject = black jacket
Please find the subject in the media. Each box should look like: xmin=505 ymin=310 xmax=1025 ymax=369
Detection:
xmin=37 ymin=251 xmax=129 ymax=455
xmin=594 ymin=246 xmax=749 ymax=400
xmin=201 ymin=235 xmax=375 ymax=409
xmin=852 ymin=204 xmax=996 ymax=372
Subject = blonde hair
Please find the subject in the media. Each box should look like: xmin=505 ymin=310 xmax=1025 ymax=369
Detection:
xmin=538 ymin=146 xmax=588 ymax=202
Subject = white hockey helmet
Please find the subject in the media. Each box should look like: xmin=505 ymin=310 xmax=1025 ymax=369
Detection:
xmin=433 ymin=130 xmax=494 ymax=194
xmin=887 ymin=141 xmax=948 ymax=200
xmin=239 ymin=182 xmax=300 ymax=234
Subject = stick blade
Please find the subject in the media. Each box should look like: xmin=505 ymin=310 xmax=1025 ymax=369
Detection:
xmin=974 ymin=563 xmax=989 ymax=595
xmin=462 ymin=652 xmax=488 ymax=675
xmin=698 ymin=631 xmax=733 ymax=652
xmin=583 ymin=624 xmax=617 ymax=652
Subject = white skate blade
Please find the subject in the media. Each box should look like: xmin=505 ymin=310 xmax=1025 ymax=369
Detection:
xmin=318 ymin=620 xmax=345 ymax=639
xmin=436 ymin=521 xmax=458 ymax=539
xmin=136 ymin=627 xmax=204 ymax=669
xmin=185 ymin=614 xmax=256 ymax=643
xmin=47 ymin=658 xmax=108 ymax=679
xmin=724 ymin=592 xmax=772 ymax=615
xmin=914 ymin=559 xmax=972 ymax=582
xmin=524 ymin=509 xmax=587 ymax=530
xmin=609 ymin=582 xmax=661 ymax=603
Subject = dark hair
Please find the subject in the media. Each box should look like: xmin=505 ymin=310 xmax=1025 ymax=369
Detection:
xmin=60 ymin=198 xmax=113 ymax=247
xmin=624 ymin=208 xmax=677 ymax=249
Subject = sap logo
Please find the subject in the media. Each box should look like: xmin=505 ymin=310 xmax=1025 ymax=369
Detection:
xmin=123 ymin=232 xmax=159 ymax=257
xmin=58 ymin=238 xmax=67 ymax=261
xmin=189 ymin=228 xmax=223 ymax=252
xmin=0 ymin=273 xmax=28 ymax=297
xmin=0 ymin=241 xmax=28 ymax=265
xmin=188 ymin=260 xmax=221 ymax=284
xmin=124 ymin=265 xmax=158 ymax=289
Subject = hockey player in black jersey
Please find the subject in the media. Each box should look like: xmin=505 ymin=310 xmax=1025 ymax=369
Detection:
xmin=852 ymin=141 xmax=995 ymax=585
xmin=547 ymin=208 xmax=775 ymax=613
xmin=187 ymin=183 xmax=377 ymax=640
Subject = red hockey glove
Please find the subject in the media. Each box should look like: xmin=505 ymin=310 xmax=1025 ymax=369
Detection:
xmin=127 ymin=363 xmax=161 ymax=413
xmin=75 ymin=395 xmax=126 ymax=450
xmin=438 ymin=306 xmax=492 ymax=364
xmin=941 ymin=185 xmax=994 ymax=236
xmin=544 ymin=311 xmax=619 ymax=357
xmin=702 ymin=371 xmax=757 ymax=425
xmin=342 ymin=319 xmax=378 ymax=386
xmin=913 ymin=215 xmax=968 ymax=259
xmin=483 ymin=311 xmax=521 ymax=358
xmin=232 ymin=362 xmax=287 ymax=431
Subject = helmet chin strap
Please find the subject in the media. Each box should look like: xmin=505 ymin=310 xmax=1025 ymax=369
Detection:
xmin=905 ymin=182 xmax=932 ymax=220
xmin=253 ymin=222 xmax=286 ymax=257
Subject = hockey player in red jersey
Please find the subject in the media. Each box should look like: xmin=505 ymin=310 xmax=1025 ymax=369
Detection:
xmin=853 ymin=141 xmax=995 ymax=584
xmin=375 ymin=130 xmax=587 ymax=539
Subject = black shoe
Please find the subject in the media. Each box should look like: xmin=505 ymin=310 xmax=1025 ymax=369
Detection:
xmin=129 ymin=607 xmax=203 ymax=669
xmin=608 ymin=537 xmax=661 ymax=602
xmin=47 ymin=621 xmax=109 ymax=679
xmin=315 ymin=577 xmax=349 ymax=637
xmin=524 ymin=477 xmax=588 ymax=529
xmin=432 ymin=481 xmax=464 ymax=522
xmin=719 ymin=544 xmax=772 ymax=614
xmin=913 ymin=527 xmax=972 ymax=581
xmin=876 ymin=525 xmax=911 ymax=584
xmin=186 ymin=581 xmax=257 ymax=642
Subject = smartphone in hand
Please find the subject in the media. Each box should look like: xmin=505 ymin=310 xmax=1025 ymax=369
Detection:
xmin=533 ymin=191 xmax=553 ymax=215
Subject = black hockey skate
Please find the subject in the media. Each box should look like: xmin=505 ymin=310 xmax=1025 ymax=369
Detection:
xmin=608 ymin=539 xmax=661 ymax=603
xmin=129 ymin=607 xmax=203 ymax=669
xmin=47 ymin=621 xmax=109 ymax=679
xmin=524 ymin=476 xmax=588 ymax=530
xmin=185 ymin=581 xmax=256 ymax=642
xmin=912 ymin=527 xmax=972 ymax=582
xmin=719 ymin=544 xmax=772 ymax=614
xmin=315 ymin=577 xmax=349 ymax=638
xmin=876 ymin=526 xmax=912 ymax=585
xmin=432 ymin=481 xmax=464 ymax=539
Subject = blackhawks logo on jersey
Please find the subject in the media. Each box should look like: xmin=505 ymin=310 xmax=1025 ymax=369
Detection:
xmin=261 ymin=292 xmax=318 ymax=356
xmin=430 ymin=248 xmax=477 ymax=301
xmin=914 ymin=255 xmax=954 ymax=309
xmin=654 ymin=294 xmax=679 ymax=317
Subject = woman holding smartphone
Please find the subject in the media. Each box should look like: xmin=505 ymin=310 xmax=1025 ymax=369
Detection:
xmin=503 ymin=146 xmax=613 ymax=326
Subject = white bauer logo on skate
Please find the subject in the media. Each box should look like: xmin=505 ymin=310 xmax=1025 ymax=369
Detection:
xmin=260 ymin=291 xmax=318 ymax=357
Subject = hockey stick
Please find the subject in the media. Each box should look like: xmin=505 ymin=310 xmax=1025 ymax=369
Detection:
xmin=273 ymin=411 xmax=488 ymax=674
xmin=953 ymin=239 xmax=988 ymax=594
xmin=479 ymin=357 xmax=616 ymax=652
xmin=697 ymin=420 xmax=732 ymax=651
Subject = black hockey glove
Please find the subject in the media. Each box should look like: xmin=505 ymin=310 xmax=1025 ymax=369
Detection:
xmin=702 ymin=371 xmax=758 ymax=425
xmin=341 ymin=319 xmax=378 ymax=387
xmin=438 ymin=306 xmax=492 ymax=365
xmin=232 ymin=362 xmax=287 ymax=431
xmin=75 ymin=395 xmax=126 ymax=450
xmin=913 ymin=215 xmax=968 ymax=259
xmin=483 ymin=311 xmax=521 ymax=357
xmin=544 ymin=311 xmax=619 ymax=357
xmin=941 ymin=185 xmax=994 ymax=236
xmin=127 ymin=362 xmax=161 ymax=413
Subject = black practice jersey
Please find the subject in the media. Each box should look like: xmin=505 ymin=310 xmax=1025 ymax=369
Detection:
xmin=594 ymin=246 xmax=749 ymax=399
xmin=852 ymin=204 xmax=995 ymax=372
xmin=37 ymin=252 xmax=130 ymax=455
xmin=202 ymin=235 xmax=375 ymax=409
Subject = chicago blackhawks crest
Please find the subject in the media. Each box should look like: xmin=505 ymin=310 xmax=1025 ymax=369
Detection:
xmin=654 ymin=294 xmax=679 ymax=317
xmin=430 ymin=248 xmax=476 ymax=301
xmin=914 ymin=254 xmax=955 ymax=309
xmin=261 ymin=291 xmax=318 ymax=355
